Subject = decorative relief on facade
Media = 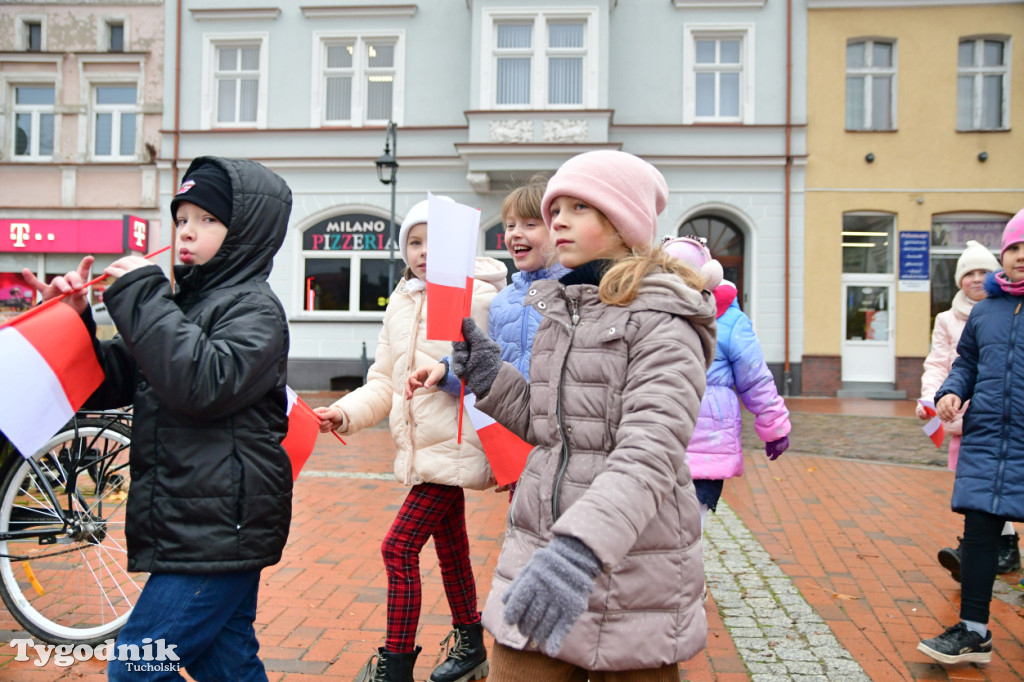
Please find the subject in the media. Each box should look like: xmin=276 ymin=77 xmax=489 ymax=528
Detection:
xmin=543 ymin=119 xmax=588 ymax=142
xmin=489 ymin=120 xmax=534 ymax=143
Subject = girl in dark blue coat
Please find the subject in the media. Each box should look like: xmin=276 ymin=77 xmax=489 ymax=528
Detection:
xmin=918 ymin=208 xmax=1024 ymax=666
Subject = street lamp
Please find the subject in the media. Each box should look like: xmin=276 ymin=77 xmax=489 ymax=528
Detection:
xmin=375 ymin=121 xmax=399 ymax=294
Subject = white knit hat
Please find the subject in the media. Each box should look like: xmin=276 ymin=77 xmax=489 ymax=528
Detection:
xmin=398 ymin=195 xmax=454 ymax=265
xmin=954 ymin=239 xmax=1000 ymax=285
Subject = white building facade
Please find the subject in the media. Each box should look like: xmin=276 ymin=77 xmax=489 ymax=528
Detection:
xmin=160 ymin=0 xmax=807 ymax=391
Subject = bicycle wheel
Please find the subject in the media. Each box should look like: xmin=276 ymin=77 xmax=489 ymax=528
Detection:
xmin=0 ymin=418 xmax=145 ymax=645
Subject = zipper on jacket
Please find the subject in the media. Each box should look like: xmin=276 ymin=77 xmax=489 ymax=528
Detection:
xmin=552 ymin=295 xmax=580 ymax=520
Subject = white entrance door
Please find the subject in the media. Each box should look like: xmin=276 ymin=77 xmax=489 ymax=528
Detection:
xmin=841 ymin=282 xmax=895 ymax=383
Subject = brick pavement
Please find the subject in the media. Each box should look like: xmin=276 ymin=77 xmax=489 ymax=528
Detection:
xmin=1 ymin=398 xmax=1022 ymax=680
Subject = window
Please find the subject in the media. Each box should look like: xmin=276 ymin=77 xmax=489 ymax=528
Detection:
xmin=108 ymin=22 xmax=124 ymax=52
xmin=301 ymin=213 xmax=403 ymax=315
xmin=957 ymin=38 xmax=1009 ymax=131
xmin=683 ymin=25 xmax=755 ymax=124
xmin=846 ymin=39 xmax=896 ymax=131
xmin=203 ymin=35 xmax=269 ymax=129
xmin=482 ymin=8 xmax=598 ymax=109
xmin=929 ymin=213 xmax=1007 ymax=326
xmin=92 ymin=85 xmax=137 ymax=159
xmin=26 ymin=22 xmax=42 ymax=52
xmin=12 ymin=85 xmax=55 ymax=159
xmin=316 ymin=34 xmax=401 ymax=125
xmin=842 ymin=213 xmax=894 ymax=275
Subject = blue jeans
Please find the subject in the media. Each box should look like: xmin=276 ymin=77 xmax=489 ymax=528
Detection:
xmin=107 ymin=570 xmax=267 ymax=682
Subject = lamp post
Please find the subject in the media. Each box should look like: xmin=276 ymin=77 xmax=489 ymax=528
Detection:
xmin=375 ymin=121 xmax=399 ymax=295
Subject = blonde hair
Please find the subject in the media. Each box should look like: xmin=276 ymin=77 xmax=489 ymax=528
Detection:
xmin=600 ymin=246 xmax=704 ymax=306
xmin=502 ymin=173 xmax=548 ymax=224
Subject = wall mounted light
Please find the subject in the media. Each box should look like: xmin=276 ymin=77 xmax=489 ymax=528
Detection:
xmin=978 ymin=151 xmax=988 ymax=162
xmin=865 ymin=153 xmax=875 ymax=163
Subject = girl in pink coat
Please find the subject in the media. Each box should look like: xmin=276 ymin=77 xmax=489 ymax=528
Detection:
xmin=918 ymin=240 xmax=1019 ymax=581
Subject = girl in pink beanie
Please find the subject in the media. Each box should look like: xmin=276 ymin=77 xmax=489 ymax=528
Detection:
xmin=448 ymin=150 xmax=716 ymax=678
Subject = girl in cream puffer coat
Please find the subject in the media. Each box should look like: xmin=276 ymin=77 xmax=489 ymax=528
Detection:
xmin=315 ymin=197 xmax=506 ymax=679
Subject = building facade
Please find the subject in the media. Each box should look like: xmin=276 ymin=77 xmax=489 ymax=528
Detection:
xmin=160 ymin=0 xmax=807 ymax=391
xmin=0 ymin=2 xmax=165 ymax=332
xmin=804 ymin=0 xmax=1024 ymax=397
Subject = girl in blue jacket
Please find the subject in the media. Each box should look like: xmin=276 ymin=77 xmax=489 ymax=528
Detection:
xmin=918 ymin=207 xmax=1024 ymax=667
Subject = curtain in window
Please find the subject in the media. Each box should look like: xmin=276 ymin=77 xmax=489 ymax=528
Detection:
xmin=239 ymin=79 xmax=258 ymax=122
xmin=956 ymin=77 xmax=972 ymax=129
xmin=119 ymin=113 xmax=135 ymax=156
xmin=720 ymin=73 xmax=739 ymax=117
xmin=326 ymin=77 xmax=352 ymax=120
xmin=871 ymin=76 xmax=891 ymax=130
xmin=217 ymin=80 xmax=236 ymax=123
xmin=95 ymin=113 xmax=112 ymax=155
xmin=549 ymin=58 xmax=581 ymax=105
xmin=39 ymin=114 xmax=53 ymax=156
xmin=982 ymin=75 xmax=1002 ymax=129
xmin=497 ymin=58 xmax=530 ymax=105
xmin=846 ymin=76 xmax=865 ymax=130
xmin=696 ymin=73 xmax=715 ymax=117
xmin=367 ymin=77 xmax=393 ymax=120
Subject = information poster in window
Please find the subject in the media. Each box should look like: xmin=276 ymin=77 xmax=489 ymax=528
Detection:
xmin=898 ymin=231 xmax=930 ymax=292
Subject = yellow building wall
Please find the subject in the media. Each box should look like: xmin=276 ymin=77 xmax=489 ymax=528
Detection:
xmin=806 ymin=4 xmax=1024 ymax=359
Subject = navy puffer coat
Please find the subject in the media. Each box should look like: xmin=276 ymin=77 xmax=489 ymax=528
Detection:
xmin=936 ymin=273 xmax=1024 ymax=521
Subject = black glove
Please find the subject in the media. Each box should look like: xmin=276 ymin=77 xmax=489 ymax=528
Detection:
xmin=502 ymin=535 xmax=601 ymax=654
xmin=451 ymin=317 xmax=502 ymax=396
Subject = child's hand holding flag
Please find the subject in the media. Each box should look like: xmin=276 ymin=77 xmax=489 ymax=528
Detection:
xmin=918 ymin=398 xmax=946 ymax=449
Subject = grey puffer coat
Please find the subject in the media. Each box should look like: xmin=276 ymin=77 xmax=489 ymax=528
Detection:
xmin=475 ymin=269 xmax=716 ymax=670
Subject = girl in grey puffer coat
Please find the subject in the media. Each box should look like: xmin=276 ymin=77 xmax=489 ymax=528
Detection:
xmin=454 ymin=150 xmax=715 ymax=678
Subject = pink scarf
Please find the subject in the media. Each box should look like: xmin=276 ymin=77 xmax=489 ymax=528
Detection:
xmin=995 ymin=270 xmax=1024 ymax=296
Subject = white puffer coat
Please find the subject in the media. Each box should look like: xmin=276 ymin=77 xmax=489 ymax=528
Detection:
xmin=476 ymin=270 xmax=716 ymax=670
xmin=331 ymin=257 xmax=507 ymax=489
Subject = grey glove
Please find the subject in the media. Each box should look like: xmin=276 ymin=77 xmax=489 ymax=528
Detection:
xmin=451 ymin=317 xmax=502 ymax=396
xmin=502 ymin=534 xmax=601 ymax=654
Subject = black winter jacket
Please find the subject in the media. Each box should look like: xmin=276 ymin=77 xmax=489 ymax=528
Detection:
xmin=84 ymin=156 xmax=293 ymax=574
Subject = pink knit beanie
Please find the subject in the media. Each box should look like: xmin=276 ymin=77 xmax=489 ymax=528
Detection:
xmin=1001 ymin=207 xmax=1024 ymax=258
xmin=662 ymin=236 xmax=724 ymax=291
xmin=541 ymin=150 xmax=668 ymax=250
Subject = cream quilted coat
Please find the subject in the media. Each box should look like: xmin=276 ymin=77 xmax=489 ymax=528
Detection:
xmin=330 ymin=257 xmax=507 ymax=489
xmin=476 ymin=271 xmax=717 ymax=670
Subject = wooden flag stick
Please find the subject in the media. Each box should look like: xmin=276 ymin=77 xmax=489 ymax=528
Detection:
xmin=2 ymin=246 xmax=172 ymax=330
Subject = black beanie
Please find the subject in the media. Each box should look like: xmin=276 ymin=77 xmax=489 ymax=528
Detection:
xmin=171 ymin=162 xmax=233 ymax=227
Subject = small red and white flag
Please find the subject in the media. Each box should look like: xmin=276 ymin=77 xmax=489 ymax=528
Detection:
xmin=425 ymin=193 xmax=480 ymax=342
xmin=282 ymin=386 xmax=323 ymax=481
xmin=464 ymin=394 xmax=533 ymax=486
xmin=919 ymin=398 xmax=946 ymax=449
xmin=0 ymin=302 xmax=104 ymax=458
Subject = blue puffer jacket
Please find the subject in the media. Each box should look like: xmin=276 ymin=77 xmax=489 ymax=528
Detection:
xmin=937 ymin=273 xmax=1024 ymax=521
xmin=440 ymin=264 xmax=568 ymax=394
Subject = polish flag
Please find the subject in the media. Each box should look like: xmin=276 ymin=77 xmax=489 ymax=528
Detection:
xmin=0 ymin=302 xmax=104 ymax=458
xmin=464 ymin=393 xmax=533 ymax=486
xmin=282 ymin=386 xmax=322 ymax=480
xmin=919 ymin=398 xmax=946 ymax=449
xmin=425 ymin=193 xmax=480 ymax=342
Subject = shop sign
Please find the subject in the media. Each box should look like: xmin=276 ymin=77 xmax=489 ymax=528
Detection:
xmin=3 ymin=219 xmax=125 ymax=254
xmin=898 ymin=231 xmax=930 ymax=292
xmin=124 ymin=215 xmax=149 ymax=253
xmin=484 ymin=223 xmax=506 ymax=251
xmin=303 ymin=213 xmax=396 ymax=251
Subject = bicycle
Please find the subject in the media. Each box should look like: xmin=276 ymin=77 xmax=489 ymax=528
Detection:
xmin=0 ymin=409 xmax=144 ymax=645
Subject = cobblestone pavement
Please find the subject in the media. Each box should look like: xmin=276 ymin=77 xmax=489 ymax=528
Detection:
xmin=2 ymin=397 xmax=1022 ymax=680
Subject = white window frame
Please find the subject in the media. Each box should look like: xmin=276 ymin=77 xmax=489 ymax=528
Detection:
xmin=10 ymin=82 xmax=57 ymax=161
xmin=845 ymin=38 xmax=897 ymax=131
xmin=98 ymin=16 xmax=130 ymax=53
xmin=201 ymin=33 xmax=269 ymax=130
xmin=480 ymin=7 xmax=599 ymax=110
xmin=16 ymin=16 xmax=46 ymax=52
xmin=957 ymin=36 xmax=1011 ymax=131
xmin=683 ymin=24 xmax=755 ymax=124
xmin=310 ymin=31 xmax=404 ymax=127
xmin=89 ymin=81 xmax=139 ymax=161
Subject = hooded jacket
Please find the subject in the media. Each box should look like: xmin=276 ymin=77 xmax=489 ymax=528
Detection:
xmin=686 ymin=285 xmax=790 ymax=480
xmin=475 ymin=268 xmax=716 ymax=670
xmin=937 ymin=273 xmax=1024 ymax=521
xmin=84 ymin=156 xmax=293 ymax=574
xmin=489 ymin=263 xmax=569 ymax=376
xmin=331 ymin=257 xmax=507 ymax=489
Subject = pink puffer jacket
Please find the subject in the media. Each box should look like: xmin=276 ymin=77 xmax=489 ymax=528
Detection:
xmin=919 ymin=299 xmax=971 ymax=470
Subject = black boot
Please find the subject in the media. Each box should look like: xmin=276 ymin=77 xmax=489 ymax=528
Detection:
xmin=354 ymin=646 xmax=421 ymax=682
xmin=997 ymin=532 xmax=1021 ymax=574
xmin=938 ymin=538 xmax=962 ymax=583
xmin=429 ymin=622 xmax=489 ymax=682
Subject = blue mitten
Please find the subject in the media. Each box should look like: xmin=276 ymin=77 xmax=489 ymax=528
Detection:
xmin=502 ymin=535 xmax=601 ymax=654
xmin=451 ymin=317 xmax=502 ymax=396
xmin=765 ymin=435 xmax=789 ymax=461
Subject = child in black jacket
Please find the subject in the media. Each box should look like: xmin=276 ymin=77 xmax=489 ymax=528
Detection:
xmin=24 ymin=157 xmax=293 ymax=681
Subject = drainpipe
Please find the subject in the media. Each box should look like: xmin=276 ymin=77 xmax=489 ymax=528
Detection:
xmin=782 ymin=0 xmax=793 ymax=396
xmin=170 ymin=0 xmax=183 ymax=289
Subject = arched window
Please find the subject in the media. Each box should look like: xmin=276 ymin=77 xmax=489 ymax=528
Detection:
xmin=679 ymin=215 xmax=745 ymax=305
